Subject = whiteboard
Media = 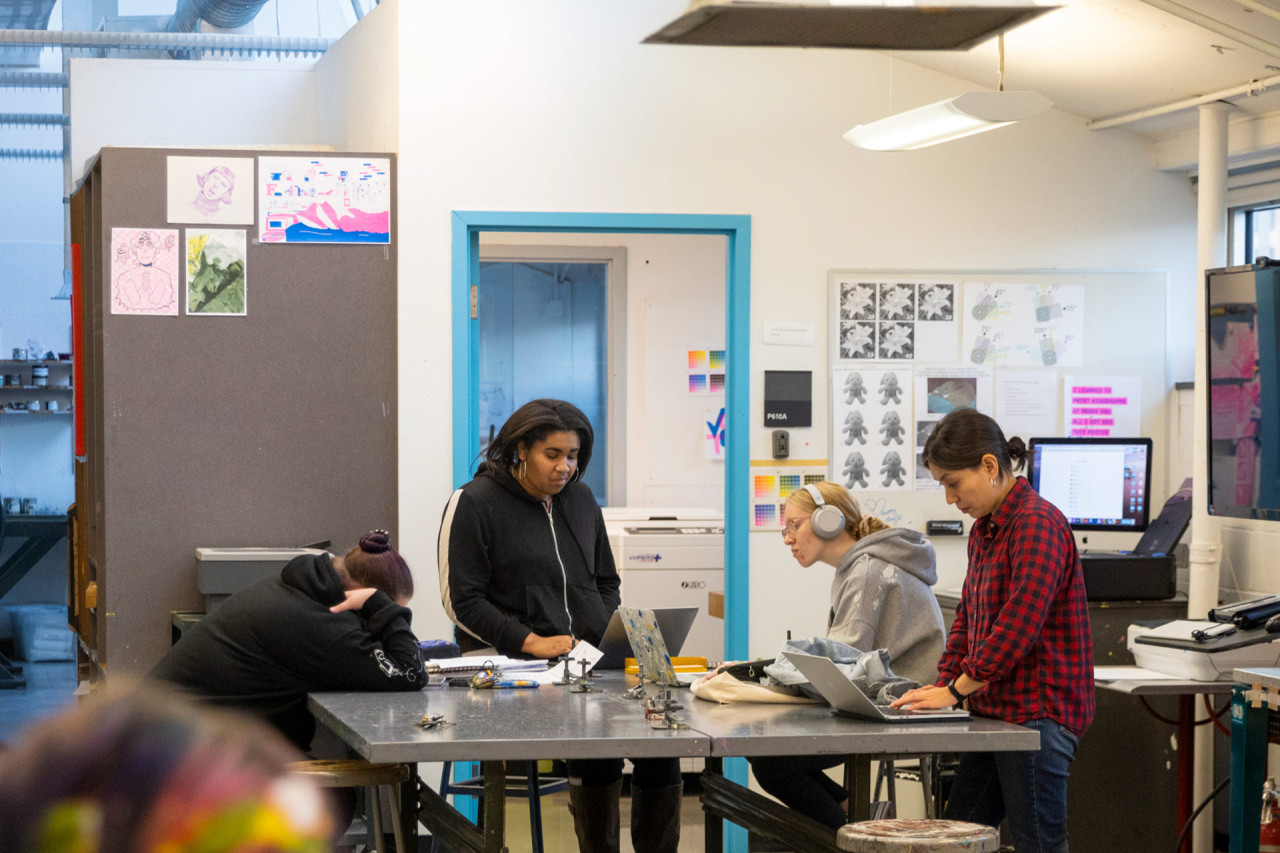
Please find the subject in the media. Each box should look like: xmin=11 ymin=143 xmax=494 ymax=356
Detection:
xmin=824 ymin=269 xmax=1170 ymax=537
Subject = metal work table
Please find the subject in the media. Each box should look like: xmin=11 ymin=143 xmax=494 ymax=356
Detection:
xmin=1229 ymin=666 xmax=1280 ymax=853
xmin=676 ymin=695 xmax=1039 ymax=852
xmin=1095 ymin=669 xmax=1233 ymax=853
xmin=310 ymin=677 xmax=1038 ymax=853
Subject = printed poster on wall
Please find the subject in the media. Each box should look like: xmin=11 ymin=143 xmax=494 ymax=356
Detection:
xmin=1063 ymin=375 xmax=1141 ymax=437
xmin=830 ymin=365 xmax=913 ymax=492
xmin=110 ymin=228 xmax=180 ymax=316
xmin=185 ymin=229 xmax=247 ymax=316
xmin=688 ymin=348 xmax=726 ymax=394
xmin=749 ymin=464 xmax=827 ymax=530
xmin=961 ymin=282 xmax=1084 ymax=367
xmin=911 ymin=364 xmax=995 ymax=490
xmin=704 ymin=407 xmax=726 ymax=460
xmin=831 ymin=277 xmax=960 ymax=363
xmin=166 ymin=156 xmax=254 ymax=225
xmin=258 ymin=156 xmax=391 ymax=244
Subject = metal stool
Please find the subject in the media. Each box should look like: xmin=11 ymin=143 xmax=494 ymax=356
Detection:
xmin=873 ymin=755 xmax=938 ymax=818
xmin=289 ymin=758 xmax=410 ymax=853
xmin=439 ymin=760 xmax=569 ymax=853
xmin=837 ymin=819 xmax=1000 ymax=852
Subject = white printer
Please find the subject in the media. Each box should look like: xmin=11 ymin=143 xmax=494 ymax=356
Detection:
xmin=601 ymin=507 xmax=724 ymax=662
xmin=1127 ymin=620 xmax=1280 ymax=681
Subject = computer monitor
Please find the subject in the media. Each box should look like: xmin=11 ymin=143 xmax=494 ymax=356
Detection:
xmin=1027 ymin=437 xmax=1153 ymax=531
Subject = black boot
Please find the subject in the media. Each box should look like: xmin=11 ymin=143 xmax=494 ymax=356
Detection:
xmin=567 ymin=778 xmax=622 ymax=853
xmin=630 ymin=781 xmax=683 ymax=853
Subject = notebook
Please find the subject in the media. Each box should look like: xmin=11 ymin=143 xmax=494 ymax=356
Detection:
xmin=782 ymin=651 xmax=970 ymax=723
xmin=596 ymin=606 xmax=698 ymax=670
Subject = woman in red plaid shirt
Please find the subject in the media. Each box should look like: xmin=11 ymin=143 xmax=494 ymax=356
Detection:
xmin=892 ymin=408 xmax=1093 ymax=853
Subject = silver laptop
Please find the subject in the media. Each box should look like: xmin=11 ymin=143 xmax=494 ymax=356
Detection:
xmin=597 ymin=606 xmax=698 ymax=670
xmin=782 ymin=650 xmax=970 ymax=723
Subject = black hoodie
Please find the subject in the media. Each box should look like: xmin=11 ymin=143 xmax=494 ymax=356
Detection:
xmin=150 ymin=552 xmax=425 ymax=751
xmin=438 ymin=465 xmax=621 ymax=656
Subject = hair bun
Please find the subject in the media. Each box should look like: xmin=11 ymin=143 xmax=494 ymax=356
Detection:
xmin=359 ymin=529 xmax=392 ymax=554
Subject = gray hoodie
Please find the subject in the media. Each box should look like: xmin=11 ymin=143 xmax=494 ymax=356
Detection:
xmin=826 ymin=527 xmax=945 ymax=686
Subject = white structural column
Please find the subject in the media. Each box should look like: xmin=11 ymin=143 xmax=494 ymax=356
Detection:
xmin=1190 ymin=99 xmax=1230 ymax=853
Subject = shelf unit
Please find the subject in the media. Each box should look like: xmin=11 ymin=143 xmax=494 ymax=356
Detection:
xmin=0 ymin=360 xmax=74 ymax=414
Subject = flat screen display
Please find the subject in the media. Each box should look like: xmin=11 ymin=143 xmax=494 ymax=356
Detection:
xmin=1028 ymin=437 xmax=1153 ymax=531
xmin=1206 ymin=264 xmax=1280 ymax=521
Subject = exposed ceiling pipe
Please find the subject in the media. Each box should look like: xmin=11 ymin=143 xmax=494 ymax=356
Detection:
xmin=1086 ymin=74 xmax=1280 ymax=129
xmin=0 ymin=28 xmax=332 ymax=56
xmin=1234 ymin=0 xmax=1280 ymax=27
xmin=0 ymin=149 xmax=61 ymax=161
xmin=0 ymin=113 xmax=69 ymax=127
xmin=0 ymin=71 xmax=68 ymax=89
xmin=1137 ymin=0 xmax=1280 ymax=63
xmin=168 ymin=0 xmax=272 ymax=34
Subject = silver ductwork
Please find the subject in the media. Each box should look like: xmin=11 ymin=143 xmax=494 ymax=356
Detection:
xmin=0 ymin=28 xmax=332 ymax=57
xmin=168 ymin=0 xmax=272 ymax=34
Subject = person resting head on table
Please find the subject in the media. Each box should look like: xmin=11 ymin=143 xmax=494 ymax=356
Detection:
xmin=890 ymin=407 xmax=1093 ymax=853
xmin=438 ymin=397 xmax=683 ymax=853
xmin=750 ymin=480 xmax=945 ymax=830
xmin=150 ymin=529 xmax=426 ymax=755
xmin=0 ymin=681 xmax=334 ymax=853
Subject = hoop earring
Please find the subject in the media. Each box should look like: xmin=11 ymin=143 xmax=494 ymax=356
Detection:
xmin=519 ymin=460 xmax=527 ymax=481
xmin=990 ymin=478 xmax=996 ymax=487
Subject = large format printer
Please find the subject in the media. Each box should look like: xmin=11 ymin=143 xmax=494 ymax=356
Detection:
xmin=601 ymin=507 xmax=724 ymax=663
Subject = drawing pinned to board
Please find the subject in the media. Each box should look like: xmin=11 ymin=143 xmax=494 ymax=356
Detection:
xmin=186 ymin=229 xmax=247 ymax=316
xmin=111 ymin=228 xmax=180 ymax=315
xmin=258 ymin=157 xmax=391 ymax=244
xmin=167 ymin=156 xmax=254 ymax=225
xmin=832 ymin=277 xmax=958 ymax=362
xmin=961 ymin=282 xmax=1084 ymax=366
xmin=831 ymin=366 xmax=912 ymax=491
xmin=911 ymin=364 xmax=995 ymax=491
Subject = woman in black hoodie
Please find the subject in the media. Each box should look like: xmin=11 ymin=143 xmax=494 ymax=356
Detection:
xmin=438 ymin=398 xmax=681 ymax=853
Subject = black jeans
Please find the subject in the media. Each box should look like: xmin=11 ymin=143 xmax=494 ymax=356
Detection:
xmin=750 ymin=754 xmax=848 ymax=829
xmin=567 ymin=757 xmax=682 ymax=788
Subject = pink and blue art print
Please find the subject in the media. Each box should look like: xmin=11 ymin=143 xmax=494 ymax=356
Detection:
xmin=258 ymin=156 xmax=391 ymax=245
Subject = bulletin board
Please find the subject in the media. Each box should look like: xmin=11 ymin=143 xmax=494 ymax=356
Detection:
xmin=824 ymin=269 xmax=1170 ymax=531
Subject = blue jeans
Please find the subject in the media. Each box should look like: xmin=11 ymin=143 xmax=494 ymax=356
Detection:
xmin=943 ymin=718 xmax=1079 ymax=853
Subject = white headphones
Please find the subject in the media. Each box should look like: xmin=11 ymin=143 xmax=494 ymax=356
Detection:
xmin=803 ymin=484 xmax=846 ymax=540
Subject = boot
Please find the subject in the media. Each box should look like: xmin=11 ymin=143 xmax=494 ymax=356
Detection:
xmin=630 ymin=781 xmax=683 ymax=853
xmin=567 ymin=778 xmax=622 ymax=853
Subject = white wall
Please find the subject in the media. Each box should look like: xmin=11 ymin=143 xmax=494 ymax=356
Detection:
xmin=64 ymin=1 xmax=1225 ymax=658
xmin=393 ymin=0 xmax=1201 ymax=654
xmin=314 ymin=0 xmax=398 ymax=152
xmin=68 ymin=58 xmax=321 ymax=188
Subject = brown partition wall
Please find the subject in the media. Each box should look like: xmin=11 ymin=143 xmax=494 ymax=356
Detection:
xmin=70 ymin=147 xmax=398 ymax=679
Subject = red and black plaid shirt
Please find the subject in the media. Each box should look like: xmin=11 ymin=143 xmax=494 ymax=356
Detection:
xmin=938 ymin=477 xmax=1095 ymax=736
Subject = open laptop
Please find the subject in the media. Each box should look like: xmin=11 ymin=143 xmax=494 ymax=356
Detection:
xmin=617 ymin=606 xmax=703 ymax=687
xmin=782 ymin=650 xmax=970 ymax=723
xmin=596 ymin=606 xmax=698 ymax=670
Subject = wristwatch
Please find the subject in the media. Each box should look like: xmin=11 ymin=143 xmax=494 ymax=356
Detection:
xmin=946 ymin=679 xmax=966 ymax=703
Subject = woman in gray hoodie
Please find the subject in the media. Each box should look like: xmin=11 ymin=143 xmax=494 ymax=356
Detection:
xmin=752 ymin=481 xmax=945 ymax=829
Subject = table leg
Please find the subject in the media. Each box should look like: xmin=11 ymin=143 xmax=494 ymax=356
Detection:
xmin=399 ymin=762 xmax=419 ymax=849
xmin=1177 ymin=694 xmax=1194 ymax=853
xmin=704 ymin=756 xmax=723 ymax=853
xmin=481 ymin=760 xmax=506 ymax=853
xmin=845 ymin=755 xmax=872 ymax=822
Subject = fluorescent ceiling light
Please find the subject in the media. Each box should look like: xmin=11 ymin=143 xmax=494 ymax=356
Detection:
xmin=843 ymin=90 xmax=1052 ymax=150
xmin=644 ymin=1 xmax=1056 ymax=51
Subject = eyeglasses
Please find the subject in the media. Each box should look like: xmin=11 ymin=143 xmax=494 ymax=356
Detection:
xmin=780 ymin=516 xmax=810 ymax=540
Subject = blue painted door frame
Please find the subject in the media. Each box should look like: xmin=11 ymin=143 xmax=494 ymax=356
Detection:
xmin=450 ymin=211 xmax=751 ymax=851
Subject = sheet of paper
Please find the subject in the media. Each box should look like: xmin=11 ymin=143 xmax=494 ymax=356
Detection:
xmin=528 ymin=640 xmax=604 ymax=685
xmin=1094 ymin=666 xmax=1184 ymax=681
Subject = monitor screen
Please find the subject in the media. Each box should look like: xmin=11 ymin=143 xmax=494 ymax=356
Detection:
xmin=1205 ymin=264 xmax=1280 ymax=521
xmin=1028 ymin=437 xmax=1153 ymax=531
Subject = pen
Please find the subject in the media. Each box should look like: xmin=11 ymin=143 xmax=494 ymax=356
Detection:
xmin=493 ymin=680 xmax=540 ymax=689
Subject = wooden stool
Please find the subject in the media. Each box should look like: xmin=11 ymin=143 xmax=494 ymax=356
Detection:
xmin=837 ymin=819 xmax=1000 ymax=852
xmin=289 ymin=759 xmax=411 ymax=853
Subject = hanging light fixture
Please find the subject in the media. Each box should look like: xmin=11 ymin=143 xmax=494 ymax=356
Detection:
xmin=844 ymin=35 xmax=1051 ymax=150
